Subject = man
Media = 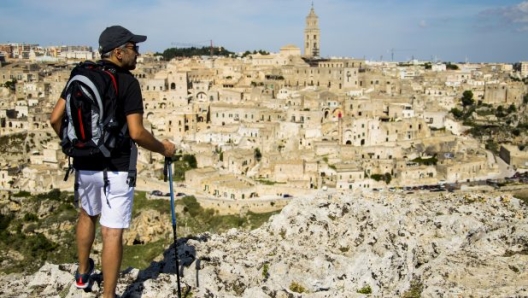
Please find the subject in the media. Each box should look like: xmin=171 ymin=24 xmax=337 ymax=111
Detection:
xmin=49 ymin=25 xmax=176 ymax=298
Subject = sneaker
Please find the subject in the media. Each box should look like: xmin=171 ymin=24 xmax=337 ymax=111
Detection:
xmin=75 ymin=258 xmax=94 ymax=289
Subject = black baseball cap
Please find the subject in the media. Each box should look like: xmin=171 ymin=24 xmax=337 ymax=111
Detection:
xmin=98 ymin=25 xmax=147 ymax=53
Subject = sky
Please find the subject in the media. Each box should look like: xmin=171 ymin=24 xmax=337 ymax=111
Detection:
xmin=1 ymin=0 xmax=527 ymax=63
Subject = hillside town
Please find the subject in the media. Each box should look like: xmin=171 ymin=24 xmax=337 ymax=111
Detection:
xmin=1 ymin=6 xmax=528 ymax=210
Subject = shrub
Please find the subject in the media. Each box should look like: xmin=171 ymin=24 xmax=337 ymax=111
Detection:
xmin=412 ymin=156 xmax=437 ymax=166
xmin=402 ymin=280 xmax=423 ymax=298
xmin=357 ymin=284 xmax=372 ymax=294
xmin=450 ymin=108 xmax=464 ymax=119
xmin=23 ymin=213 xmax=38 ymax=222
xmin=182 ymin=154 xmax=197 ymax=169
xmin=262 ymin=263 xmax=269 ymax=279
xmin=35 ymin=189 xmax=61 ymax=201
xmin=181 ymin=196 xmax=203 ymax=217
xmin=289 ymin=281 xmax=306 ymax=293
xmin=13 ymin=191 xmax=31 ymax=197
xmin=23 ymin=223 xmax=37 ymax=234
xmin=370 ymin=174 xmax=383 ymax=181
xmin=0 ymin=213 xmax=13 ymax=231
xmin=279 ymin=228 xmax=286 ymax=239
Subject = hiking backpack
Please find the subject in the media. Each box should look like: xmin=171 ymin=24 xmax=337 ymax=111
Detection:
xmin=60 ymin=60 xmax=124 ymax=158
xmin=60 ymin=61 xmax=137 ymax=185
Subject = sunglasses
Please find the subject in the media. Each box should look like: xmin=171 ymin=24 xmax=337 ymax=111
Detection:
xmin=123 ymin=45 xmax=139 ymax=53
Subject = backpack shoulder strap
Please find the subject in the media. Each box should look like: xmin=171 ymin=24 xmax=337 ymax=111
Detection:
xmin=127 ymin=143 xmax=138 ymax=187
xmin=96 ymin=60 xmax=119 ymax=96
xmin=105 ymin=70 xmax=118 ymax=95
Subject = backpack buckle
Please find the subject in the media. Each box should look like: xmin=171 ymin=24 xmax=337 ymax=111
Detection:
xmin=127 ymin=170 xmax=137 ymax=187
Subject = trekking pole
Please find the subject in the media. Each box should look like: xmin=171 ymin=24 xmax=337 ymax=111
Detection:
xmin=164 ymin=157 xmax=182 ymax=298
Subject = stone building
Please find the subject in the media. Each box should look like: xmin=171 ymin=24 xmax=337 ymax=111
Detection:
xmin=436 ymin=155 xmax=491 ymax=182
xmin=0 ymin=165 xmax=18 ymax=189
xmin=513 ymin=61 xmax=528 ymax=77
xmin=185 ymin=167 xmax=219 ymax=190
xmin=222 ymin=148 xmax=255 ymax=175
xmin=272 ymin=159 xmax=306 ymax=183
xmin=334 ymin=162 xmax=368 ymax=190
xmin=499 ymin=144 xmax=528 ymax=171
xmin=202 ymin=174 xmax=257 ymax=200
xmin=423 ymin=111 xmax=448 ymax=129
xmin=483 ymin=82 xmax=525 ymax=106
xmin=394 ymin=161 xmax=437 ymax=186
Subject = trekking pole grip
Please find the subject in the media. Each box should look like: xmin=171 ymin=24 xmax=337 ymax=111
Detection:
xmin=163 ymin=157 xmax=171 ymax=182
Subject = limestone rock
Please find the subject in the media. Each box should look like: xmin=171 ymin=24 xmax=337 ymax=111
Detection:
xmin=0 ymin=190 xmax=527 ymax=297
xmin=124 ymin=209 xmax=172 ymax=245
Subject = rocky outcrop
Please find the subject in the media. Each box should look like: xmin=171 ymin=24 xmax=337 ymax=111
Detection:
xmin=1 ymin=190 xmax=527 ymax=297
xmin=124 ymin=210 xmax=172 ymax=245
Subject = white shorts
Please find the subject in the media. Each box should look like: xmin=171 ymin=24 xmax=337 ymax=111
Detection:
xmin=75 ymin=170 xmax=134 ymax=229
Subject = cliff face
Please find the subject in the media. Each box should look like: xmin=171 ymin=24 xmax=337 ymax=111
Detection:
xmin=1 ymin=190 xmax=527 ymax=297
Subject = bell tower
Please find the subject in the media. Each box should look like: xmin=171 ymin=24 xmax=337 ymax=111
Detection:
xmin=304 ymin=3 xmax=320 ymax=58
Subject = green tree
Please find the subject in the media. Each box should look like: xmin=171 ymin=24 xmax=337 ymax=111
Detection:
xmin=496 ymin=105 xmax=506 ymax=117
xmin=160 ymin=46 xmax=234 ymax=60
xmin=461 ymin=90 xmax=474 ymax=108
xmin=384 ymin=173 xmax=392 ymax=184
xmin=3 ymin=79 xmax=17 ymax=90
xmin=254 ymin=148 xmax=262 ymax=162
xmin=507 ymin=104 xmax=517 ymax=114
xmin=446 ymin=63 xmax=459 ymax=70
xmin=182 ymin=154 xmax=197 ymax=169
xmin=450 ymin=108 xmax=464 ymax=119
xmin=370 ymin=174 xmax=383 ymax=181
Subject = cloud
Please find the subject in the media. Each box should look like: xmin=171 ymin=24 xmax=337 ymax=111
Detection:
xmin=506 ymin=1 xmax=528 ymax=21
xmin=419 ymin=20 xmax=428 ymax=28
xmin=480 ymin=1 xmax=528 ymax=31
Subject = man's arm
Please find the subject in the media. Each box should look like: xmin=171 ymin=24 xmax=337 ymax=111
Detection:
xmin=50 ymin=98 xmax=65 ymax=137
xmin=127 ymin=113 xmax=175 ymax=157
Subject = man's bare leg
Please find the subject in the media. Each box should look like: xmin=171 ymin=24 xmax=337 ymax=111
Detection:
xmin=101 ymin=226 xmax=124 ymax=298
xmin=76 ymin=208 xmax=97 ymax=273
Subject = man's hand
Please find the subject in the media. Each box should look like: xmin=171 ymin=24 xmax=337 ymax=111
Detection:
xmin=161 ymin=139 xmax=176 ymax=157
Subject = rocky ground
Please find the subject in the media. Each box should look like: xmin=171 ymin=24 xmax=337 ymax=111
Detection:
xmin=1 ymin=189 xmax=527 ymax=297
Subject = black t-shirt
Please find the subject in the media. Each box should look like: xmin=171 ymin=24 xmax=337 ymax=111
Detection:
xmin=60 ymin=61 xmax=144 ymax=171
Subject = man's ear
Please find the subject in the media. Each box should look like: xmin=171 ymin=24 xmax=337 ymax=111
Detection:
xmin=113 ymin=48 xmax=123 ymax=60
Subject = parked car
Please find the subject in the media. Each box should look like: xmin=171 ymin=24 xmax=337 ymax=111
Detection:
xmin=151 ymin=190 xmax=163 ymax=196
